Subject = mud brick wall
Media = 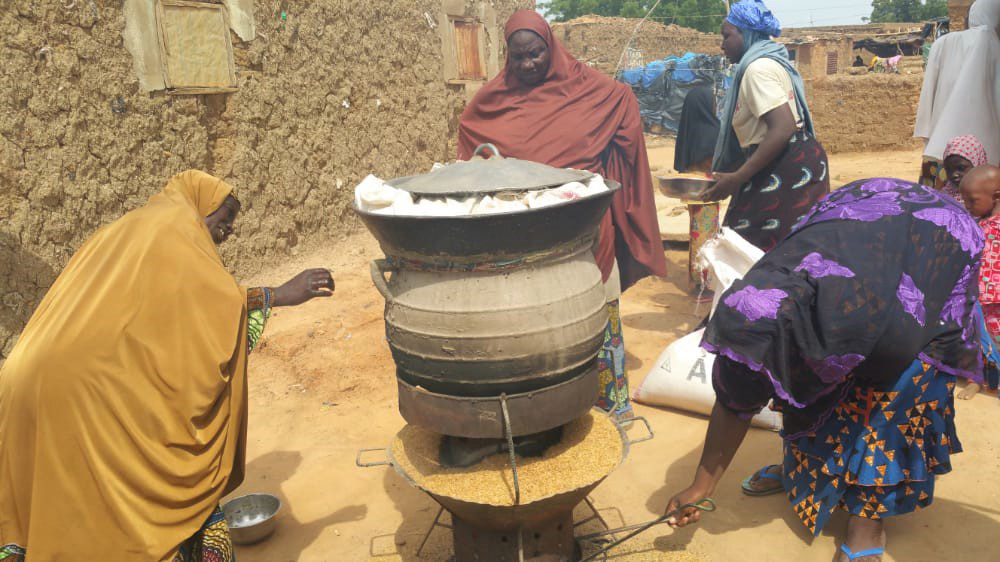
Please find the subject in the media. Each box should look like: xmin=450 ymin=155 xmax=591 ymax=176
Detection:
xmin=552 ymin=16 xmax=721 ymax=75
xmin=805 ymin=73 xmax=925 ymax=155
xmin=0 ymin=0 xmax=532 ymax=357
xmin=949 ymin=0 xmax=974 ymax=31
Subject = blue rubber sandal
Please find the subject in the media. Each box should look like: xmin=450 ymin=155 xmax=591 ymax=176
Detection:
xmin=839 ymin=544 xmax=884 ymax=560
xmin=740 ymin=464 xmax=784 ymax=497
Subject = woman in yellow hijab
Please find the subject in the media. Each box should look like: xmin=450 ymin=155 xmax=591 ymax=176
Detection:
xmin=0 ymin=170 xmax=334 ymax=561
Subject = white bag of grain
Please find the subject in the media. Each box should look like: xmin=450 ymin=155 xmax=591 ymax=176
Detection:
xmin=697 ymin=227 xmax=765 ymax=316
xmin=633 ymin=329 xmax=782 ymax=430
xmin=633 ymin=228 xmax=781 ymax=431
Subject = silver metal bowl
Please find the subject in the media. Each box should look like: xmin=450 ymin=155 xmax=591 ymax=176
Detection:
xmin=222 ymin=493 xmax=281 ymax=545
xmin=657 ymin=177 xmax=717 ymax=201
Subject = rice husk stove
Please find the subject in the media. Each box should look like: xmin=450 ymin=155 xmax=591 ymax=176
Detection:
xmin=355 ymin=148 xmax=654 ymax=560
xmin=359 ymin=409 xmax=652 ymax=561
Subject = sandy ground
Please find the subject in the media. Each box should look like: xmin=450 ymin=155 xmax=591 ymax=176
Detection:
xmin=227 ymin=142 xmax=1000 ymax=561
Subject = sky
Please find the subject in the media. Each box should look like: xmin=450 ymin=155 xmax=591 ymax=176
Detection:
xmin=764 ymin=0 xmax=872 ymax=28
xmin=536 ymin=1 xmax=873 ymax=29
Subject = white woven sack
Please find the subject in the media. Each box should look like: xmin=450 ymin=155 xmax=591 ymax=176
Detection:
xmin=697 ymin=227 xmax=765 ymax=316
xmin=634 ymin=329 xmax=782 ymax=431
xmin=634 ymin=228 xmax=780 ymax=430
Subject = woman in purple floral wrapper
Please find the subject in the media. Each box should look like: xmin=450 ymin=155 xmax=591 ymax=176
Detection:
xmin=662 ymin=178 xmax=983 ymax=561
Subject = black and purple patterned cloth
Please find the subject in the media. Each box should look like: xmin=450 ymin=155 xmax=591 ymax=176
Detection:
xmin=723 ymin=133 xmax=830 ymax=252
xmin=704 ymin=178 xmax=985 ymax=438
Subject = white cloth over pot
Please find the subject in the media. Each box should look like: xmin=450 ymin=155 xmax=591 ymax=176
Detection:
xmin=353 ymin=173 xmax=610 ymax=216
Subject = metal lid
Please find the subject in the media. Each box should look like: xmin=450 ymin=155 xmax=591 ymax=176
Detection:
xmin=387 ymin=144 xmax=594 ymax=197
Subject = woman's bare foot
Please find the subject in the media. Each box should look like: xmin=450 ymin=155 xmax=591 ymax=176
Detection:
xmin=837 ymin=515 xmax=885 ymax=561
xmin=743 ymin=463 xmax=783 ymax=494
xmin=959 ymin=382 xmax=981 ymax=400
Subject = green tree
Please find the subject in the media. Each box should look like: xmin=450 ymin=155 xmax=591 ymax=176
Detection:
xmin=546 ymin=0 xmax=728 ymax=34
xmin=869 ymin=0 xmax=947 ymax=23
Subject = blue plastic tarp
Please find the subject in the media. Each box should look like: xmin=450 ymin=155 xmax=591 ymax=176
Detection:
xmin=641 ymin=60 xmax=669 ymax=89
xmin=621 ymin=53 xmax=731 ymax=133
xmin=620 ymin=52 xmax=705 ymax=89
xmin=671 ymin=53 xmax=699 ymax=83
xmin=621 ymin=68 xmax=644 ymax=86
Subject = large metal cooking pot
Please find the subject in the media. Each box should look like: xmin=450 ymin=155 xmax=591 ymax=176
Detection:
xmin=371 ymin=246 xmax=606 ymax=397
xmin=356 ymin=147 xmax=618 ymax=436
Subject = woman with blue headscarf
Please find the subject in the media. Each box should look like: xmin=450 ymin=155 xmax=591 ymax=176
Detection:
xmin=703 ymin=0 xmax=830 ymax=252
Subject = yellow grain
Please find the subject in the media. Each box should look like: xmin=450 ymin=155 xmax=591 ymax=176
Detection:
xmin=580 ymin=542 xmax=707 ymax=561
xmin=391 ymin=411 xmax=624 ymax=506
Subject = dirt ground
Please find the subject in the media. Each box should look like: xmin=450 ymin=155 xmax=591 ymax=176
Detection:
xmin=228 ymin=141 xmax=1000 ymax=561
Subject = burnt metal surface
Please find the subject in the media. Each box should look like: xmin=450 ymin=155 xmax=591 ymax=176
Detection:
xmin=354 ymin=181 xmax=618 ymax=263
xmin=439 ymin=426 xmax=565 ymax=468
xmin=387 ymin=144 xmax=593 ymax=197
xmin=396 ymin=365 xmax=599 ymax=438
xmin=656 ymin=177 xmax=718 ymax=201
xmin=452 ymin=512 xmax=577 ymax=561
xmin=393 ymin=347 xmax=602 ymax=397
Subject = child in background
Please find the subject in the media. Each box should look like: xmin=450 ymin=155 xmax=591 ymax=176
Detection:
xmin=959 ymin=165 xmax=1000 ymax=398
xmin=941 ymin=135 xmax=989 ymax=201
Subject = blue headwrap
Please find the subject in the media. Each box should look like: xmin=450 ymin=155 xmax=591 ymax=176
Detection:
xmin=712 ymin=0 xmax=814 ymax=172
xmin=725 ymin=0 xmax=782 ymax=38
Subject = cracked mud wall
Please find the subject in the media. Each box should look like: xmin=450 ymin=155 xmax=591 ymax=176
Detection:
xmin=0 ymin=0 xmax=532 ymax=357
xmin=552 ymin=16 xmax=721 ymax=76
xmin=805 ymin=74 xmax=925 ymax=155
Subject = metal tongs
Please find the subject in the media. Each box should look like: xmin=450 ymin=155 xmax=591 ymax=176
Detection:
xmin=578 ymin=498 xmax=716 ymax=561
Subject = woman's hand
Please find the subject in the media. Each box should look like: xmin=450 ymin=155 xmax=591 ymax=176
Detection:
xmin=661 ymin=402 xmax=754 ymax=529
xmin=705 ymin=171 xmax=746 ymax=201
xmin=272 ymin=268 xmax=335 ymax=307
xmin=664 ymin=484 xmax=713 ymax=528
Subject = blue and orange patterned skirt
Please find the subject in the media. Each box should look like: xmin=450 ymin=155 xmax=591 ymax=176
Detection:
xmin=781 ymin=360 xmax=961 ymax=536
xmin=596 ymin=300 xmax=631 ymax=416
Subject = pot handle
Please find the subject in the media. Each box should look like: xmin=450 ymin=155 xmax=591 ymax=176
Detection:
xmin=370 ymin=259 xmax=395 ymax=303
xmin=616 ymin=416 xmax=654 ymax=446
xmin=472 ymin=143 xmax=503 ymax=160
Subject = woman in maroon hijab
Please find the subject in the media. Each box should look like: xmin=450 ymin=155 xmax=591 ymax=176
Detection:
xmin=458 ymin=10 xmax=667 ymax=418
